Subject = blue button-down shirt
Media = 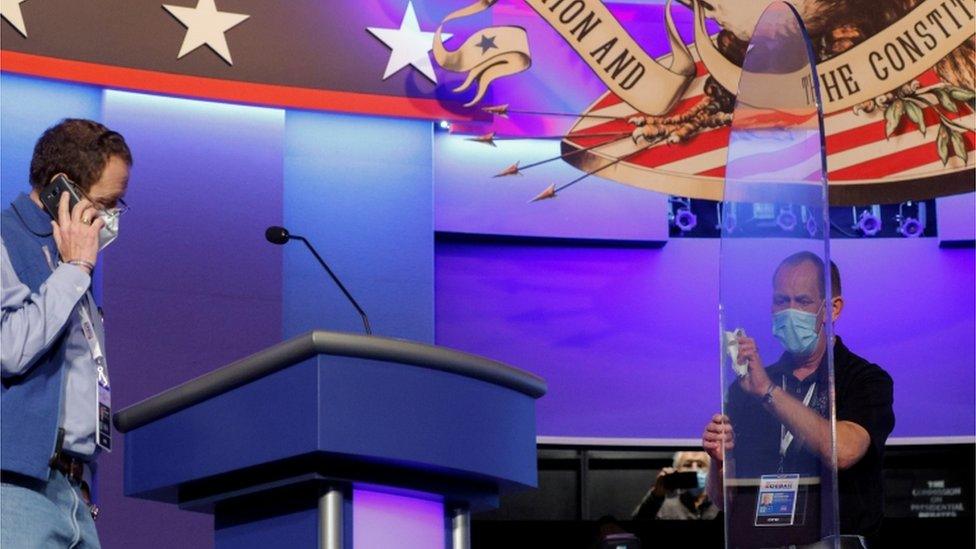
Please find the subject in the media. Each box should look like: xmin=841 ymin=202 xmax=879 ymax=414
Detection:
xmin=1 ymin=239 xmax=102 ymax=460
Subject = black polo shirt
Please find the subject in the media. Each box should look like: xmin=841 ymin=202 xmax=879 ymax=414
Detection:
xmin=725 ymin=336 xmax=895 ymax=542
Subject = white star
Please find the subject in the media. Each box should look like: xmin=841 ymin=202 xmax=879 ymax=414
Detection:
xmin=163 ymin=0 xmax=249 ymax=65
xmin=366 ymin=1 xmax=450 ymax=84
xmin=1 ymin=0 xmax=28 ymax=37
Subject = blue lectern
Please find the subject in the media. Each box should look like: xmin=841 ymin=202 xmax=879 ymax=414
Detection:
xmin=113 ymin=331 xmax=547 ymax=549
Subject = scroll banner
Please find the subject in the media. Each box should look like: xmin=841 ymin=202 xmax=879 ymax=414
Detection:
xmin=693 ymin=0 xmax=976 ymax=114
xmin=438 ymin=0 xmax=974 ymax=117
xmin=521 ymin=0 xmax=696 ymax=116
xmin=433 ymin=0 xmax=532 ymax=107
xmin=430 ymin=0 xmax=973 ymax=203
xmin=528 ymin=0 xmax=974 ymax=116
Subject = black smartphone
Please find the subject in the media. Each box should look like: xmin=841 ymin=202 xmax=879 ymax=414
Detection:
xmin=663 ymin=470 xmax=700 ymax=490
xmin=39 ymin=173 xmax=83 ymax=221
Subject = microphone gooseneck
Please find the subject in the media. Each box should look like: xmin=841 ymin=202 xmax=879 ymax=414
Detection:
xmin=264 ymin=226 xmax=372 ymax=335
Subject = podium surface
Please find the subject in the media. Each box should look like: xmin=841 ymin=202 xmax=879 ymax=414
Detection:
xmin=114 ymin=330 xmax=546 ymax=548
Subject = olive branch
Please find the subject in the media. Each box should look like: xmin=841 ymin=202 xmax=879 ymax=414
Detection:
xmin=883 ymin=85 xmax=976 ymax=165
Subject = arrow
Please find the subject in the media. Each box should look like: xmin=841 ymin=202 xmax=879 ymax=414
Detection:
xmin=528 ymin=138 xmax=660 ymax=202
xmin=482 ymin=104 xmax=625 ymax=120
xmin=466 ymin=131 xmax=496 ymax=147
xmin=495 ymin=132 xmax=634 ymax=177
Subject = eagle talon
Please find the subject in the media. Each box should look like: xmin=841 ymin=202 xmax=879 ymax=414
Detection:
xmin=626 ymin=97 xmax=732 ymax=145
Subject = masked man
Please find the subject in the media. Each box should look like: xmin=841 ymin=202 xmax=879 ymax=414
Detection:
xmin=1 ymin=119 xmax=131 ymax=548
xmin=701 ymin=252 xmax=895 ymax=548
xmin=632 ymin=450 xmax=719 ymax=520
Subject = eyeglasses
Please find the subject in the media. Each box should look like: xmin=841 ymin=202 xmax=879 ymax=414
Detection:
xmin=77 ymin=186 xmax=130 ymax=217
xmin=107 ymin=197 xmax=130 ymax=217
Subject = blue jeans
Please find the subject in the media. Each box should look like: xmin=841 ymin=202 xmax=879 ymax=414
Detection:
xmin=1 ymin=469 xmax=100 ymax=548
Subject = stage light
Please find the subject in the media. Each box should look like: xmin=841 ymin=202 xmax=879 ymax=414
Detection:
xmin=805 ymin=215 xmax=818 ymax=237
xmin=856 ymin=209 xmax=882 ymax=236
xmin=898 ymin=217 xmax=923 ymax=237
xmin=674 ymin=208 xmax=697 ymax=232
xmin=669 ymin=197 xmax=697 ymax=233
xmin=776 ymin=206 xmax=797 ymax=232
xmin=798 ymin=206 xmax=819 ymax=237
xmin=896 ymin=201 xmax=925 ymax=238
xmin=438 ymin=120 xmax=450 ymax=130
xmin=721 ymin=203 xmax=737 ymax=234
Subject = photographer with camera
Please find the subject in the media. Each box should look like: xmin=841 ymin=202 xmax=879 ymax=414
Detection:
xmin=632 ymin=451 xmax=719 ymax=520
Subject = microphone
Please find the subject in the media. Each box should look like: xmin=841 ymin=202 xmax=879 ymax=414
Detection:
xmin=265 ymin=226 xmax=372 ymax=335
xmin=265 ymin=226 xmax=290 ymax=245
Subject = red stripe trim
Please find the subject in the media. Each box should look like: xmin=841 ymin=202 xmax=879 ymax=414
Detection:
xmin=826 ymin=103 xmax=972 ymax=155
xmin=568 ymin=69 xmax=970 ymax=177
xmin=565 ymin=119 xmax=730 ymax=168
xmin=830 ymin=132 xmax=974 ymax=179
xmin=592 ymin=93 xmax=622 ymax=111
xmin=632 ymin=127 xmax=731 ymax=167
xmin=570 ymin=121 xmax=634 ymax=147
xmin=725 ymin=134 xmax=823 ymax=176
xmin=0 ymin=50 xmax=480 ymax=121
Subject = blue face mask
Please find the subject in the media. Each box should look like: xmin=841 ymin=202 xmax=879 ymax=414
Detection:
xmin=684 ymin=470 xmax=708 ymax=497
xmin=772 ymin=307 xmax=821 ymax=356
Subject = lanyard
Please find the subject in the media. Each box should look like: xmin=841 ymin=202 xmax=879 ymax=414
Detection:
xmin=78 ymin=303 xmax=110 ymax=386
xmin=42 ymin=246 xmax=112 ymax=451
xmin=779 ymin=375 xmax=816 ymax=461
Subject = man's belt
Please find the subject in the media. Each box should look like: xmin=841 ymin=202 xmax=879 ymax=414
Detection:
xmin=48 ymin=429 xmax=99 ymax=521
xmin=50 ymin=452 xmax=87 ymax=484
xmin=50 ymin=453 xmax=99 ymax=520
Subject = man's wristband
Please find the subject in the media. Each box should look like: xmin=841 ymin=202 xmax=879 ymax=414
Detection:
xmin=761 ymin=383 xmax=777 ymax=405
xmin=66 ymin=259 xmax=95 ymax=273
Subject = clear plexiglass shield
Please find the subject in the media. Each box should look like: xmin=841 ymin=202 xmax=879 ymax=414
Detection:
xmin=719 ymin=3 xmax=843 ymax=548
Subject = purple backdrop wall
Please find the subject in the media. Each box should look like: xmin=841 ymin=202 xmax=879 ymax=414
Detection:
xmin=99 ymin=92 xmax=285 ymax=549
xmin=435 ymin=236 xmax=976 ymax=439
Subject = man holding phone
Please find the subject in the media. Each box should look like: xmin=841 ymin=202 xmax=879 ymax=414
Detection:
xmin=1 ymin=118 xmax=131 ymax=548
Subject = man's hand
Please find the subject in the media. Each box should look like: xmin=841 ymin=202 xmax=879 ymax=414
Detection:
xmin=702 ymin=414 xmax=734 ymax=463
xmin=736 ymin=334 xmax=772 ymax=397
xmin=51 ymin=192 xmax=103 ymax=272
xmin=651 ymin=467 xmax=676 ymax=497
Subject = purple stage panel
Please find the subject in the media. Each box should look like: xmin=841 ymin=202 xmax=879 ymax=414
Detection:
xmin=353 ymin=488 xmax=445 ymax=549
xmin=833 ymin=238 xmax=975 ymax=438
xmin=937 ymin=192 xmax=976 ymax=242
xmin=435 ymin=237 xmax=975 ymax=440
xmin=99 ymin=91 xmax=286 ymax=549
xmin=283 ymin=111 xmax=435 ymax=342
xmin=436 ymin=238 xmax=722 ymax=439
